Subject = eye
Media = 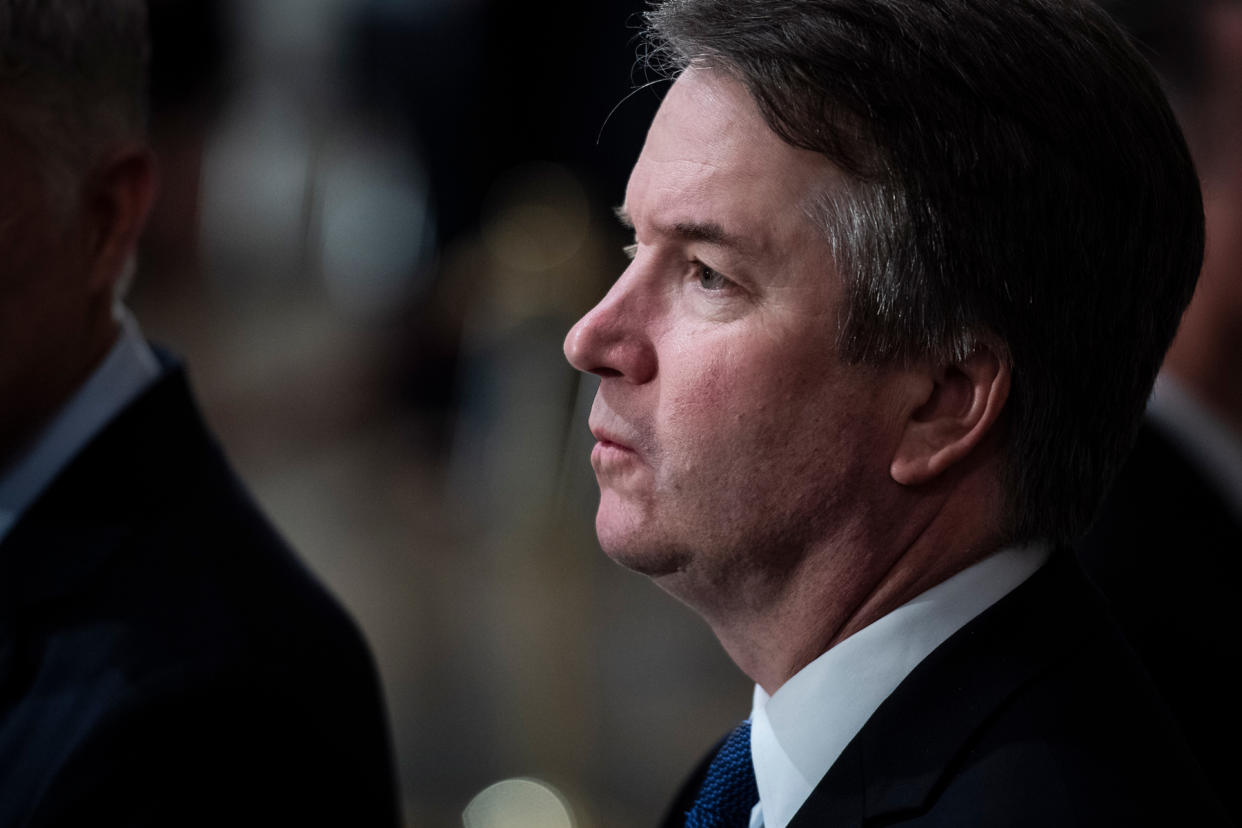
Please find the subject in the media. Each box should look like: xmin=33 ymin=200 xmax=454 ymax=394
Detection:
xmin=696 ymin=262 xmax=729 ymax=291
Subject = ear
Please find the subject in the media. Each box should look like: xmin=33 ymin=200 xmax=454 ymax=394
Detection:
xmin=84 ymin=146 xmax=159 ymax=298
xmin=890 ymin=343 xmax=1010 ymax=486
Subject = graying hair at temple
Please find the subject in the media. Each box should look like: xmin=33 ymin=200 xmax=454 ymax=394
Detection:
xmin=645 ymin=0 xmax=1204 ymax=545
xmin=0 ymin=0 xmax=149 ymax=198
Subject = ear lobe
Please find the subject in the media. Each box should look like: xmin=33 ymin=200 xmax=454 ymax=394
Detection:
xmin=890 ymin=344 xmax=1010 ymax=486
xmin=85 ymin=147 xmax=159 ymax=297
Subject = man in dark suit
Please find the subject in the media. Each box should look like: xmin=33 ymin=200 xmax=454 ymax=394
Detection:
xmin=1079 ymin=1 xmax=1242 ymax=820
xmin=0 ymin=2 xmax=398 ymax=824
xmin=562 ymin=0 xmax=1227 ymax=825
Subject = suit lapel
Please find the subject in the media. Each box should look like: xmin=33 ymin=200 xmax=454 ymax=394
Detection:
xmin=789 ymin=553 xmax=1090 ymax=826
xmin=787 ymin=739 xmax=865 ymax=827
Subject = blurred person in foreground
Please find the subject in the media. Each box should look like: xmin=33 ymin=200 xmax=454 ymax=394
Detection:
xmin=564 ymin=0 xmax=1227 ymax=825
xmin=0 ymin=2 xmax=398 ymax=824
xmin=1079 ymin=0 xmax=1242 ymax=819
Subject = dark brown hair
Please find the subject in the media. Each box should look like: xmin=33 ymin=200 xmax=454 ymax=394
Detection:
xmin=647 ymin=0 xmax=1204 ymax=543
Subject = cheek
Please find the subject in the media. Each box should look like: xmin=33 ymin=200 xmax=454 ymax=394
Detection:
xmin=656 ymin=352 xmax=731 ymax=478
xmin=657 ymin=338 xmax=802 ymax=471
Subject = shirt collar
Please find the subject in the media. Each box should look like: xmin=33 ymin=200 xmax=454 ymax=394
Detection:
xmin=0 ymin=310 xmax=160 ymax=544
xmin=748 ymin=541 xmax=1052 ymax=828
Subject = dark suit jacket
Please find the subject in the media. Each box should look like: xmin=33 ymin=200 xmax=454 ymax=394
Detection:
xmin=1078 ymin=419 xmax=1242 ymax=824
xmin=663 ymin=552 xmax=1228 ymax=827
xmin=0 ymin=359 xmax=400 ymax=826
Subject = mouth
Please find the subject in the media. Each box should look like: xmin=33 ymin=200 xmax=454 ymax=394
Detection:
xmin=595 ymin=436 xmax=632 ymax=453
xmin=588 ymin=424 xmax=642 ymax=473
xmin=587 ymin=393 xmax=646 ymax=472
xmin=590 ymin=425 xmax=636 ymax=453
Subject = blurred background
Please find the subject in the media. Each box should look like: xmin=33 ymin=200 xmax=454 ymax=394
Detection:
xmin=134 ymin=1 xmax=750 ymax=826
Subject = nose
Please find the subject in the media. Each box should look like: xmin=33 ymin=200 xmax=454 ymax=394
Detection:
xmin=563 ymin=271 xmax=657 ymax=384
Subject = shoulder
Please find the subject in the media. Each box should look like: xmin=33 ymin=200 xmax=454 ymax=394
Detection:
xmin=1075 ymin=416 xmax=1241 ymax=818
xmin=2 ymin=366 xmax=398 ymax=826
xmin=799 ymin=553 xmax=1227 ymax=826
xmin=921 ymin=641 xmax=1220 ymax=825
xmin=77 ymin=367 xmax=375 ymax=690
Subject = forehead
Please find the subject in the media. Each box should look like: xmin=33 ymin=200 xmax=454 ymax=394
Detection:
xmin=625 ymin=68 xmax=837 ymax=247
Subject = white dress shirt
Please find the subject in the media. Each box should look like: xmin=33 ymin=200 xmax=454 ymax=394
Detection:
xmin=0 ymin=311 xmax=160 ymax=544
xmin=1147 ymin=373 xmax=1242 ymax=520
xmin=747 ymin=542 xmax=1052 ymax=828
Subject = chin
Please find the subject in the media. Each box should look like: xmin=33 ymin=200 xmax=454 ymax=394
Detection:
xmin=595 ymin=512 xmax=692 ymax=578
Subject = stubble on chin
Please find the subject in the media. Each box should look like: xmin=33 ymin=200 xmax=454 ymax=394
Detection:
xmin=595 ymin=515 xmax=695 ymax=578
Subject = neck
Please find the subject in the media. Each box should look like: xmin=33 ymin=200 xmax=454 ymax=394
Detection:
xmin=0 ymin=312 xmax=121 ymax=469
xmin=703 ymin=467 xmax=1006 ymax=695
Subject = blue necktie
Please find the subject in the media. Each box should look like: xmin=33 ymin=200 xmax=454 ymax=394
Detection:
xmin=685 ymin=721 xmax=759 ymax=828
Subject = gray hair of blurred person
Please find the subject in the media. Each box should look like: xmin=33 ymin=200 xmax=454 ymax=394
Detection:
xmin=0 ymin=0 xmax=150 ymax=213
xmin=645 ymin=0 xmax=1204 ymax=545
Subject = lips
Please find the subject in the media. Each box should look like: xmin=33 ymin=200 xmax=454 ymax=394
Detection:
xmin=587 ymin=418 xmax=645 ymax=479
xmin=587 ymin=396 xmax=647 ymax=472
xmin=590 ymin=426 xmax=636 ymax=453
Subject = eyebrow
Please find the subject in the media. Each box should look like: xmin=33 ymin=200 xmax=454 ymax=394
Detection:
xmin=614 ymin=205 xmax=761 ymax=257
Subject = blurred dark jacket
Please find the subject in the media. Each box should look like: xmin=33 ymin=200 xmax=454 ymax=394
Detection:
xmin=1079 ymin=417 xmax=1242 ymax=825
xmin=0 ymin=355 xmax=400 ymax=827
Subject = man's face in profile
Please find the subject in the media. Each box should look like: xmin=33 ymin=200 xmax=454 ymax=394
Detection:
xmin=564 ymin=69 xmax=907 ymax=609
